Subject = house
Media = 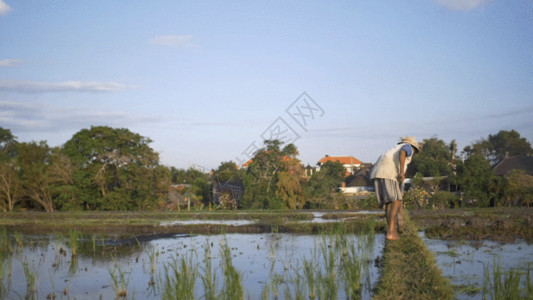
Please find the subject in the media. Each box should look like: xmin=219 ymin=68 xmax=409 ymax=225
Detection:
xmin=317 ymin=155 xmax=363 ymax=176
xmin=167 ymin=184 xmax=192 ymax=208
xmin=493 ymin=155 xmax=533 ymax=176
xmin=340 ymin=164 xmax=374 ymax=194
xmin=212 ymin=181 xmax=244 ymax=209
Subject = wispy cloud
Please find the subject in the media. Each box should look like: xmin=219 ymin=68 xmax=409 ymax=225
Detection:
xmin=0 ymin=59 xmax=23 ymax=67
xmin=0 ymin=80 xmax=135 ymax=93
xmin=149 ymin=35 xmax=197 ymax=48
xmin=434 ymin=0 xmax=487 ymax=11
xmin=0 ymin=0 xmax=11 ymax=16
xmin=0 ymin=100 xmax=159 ymax=134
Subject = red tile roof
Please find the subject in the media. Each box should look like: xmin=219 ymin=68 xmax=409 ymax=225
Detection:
xmin=318 ymin=156 xmax=362 ymax=165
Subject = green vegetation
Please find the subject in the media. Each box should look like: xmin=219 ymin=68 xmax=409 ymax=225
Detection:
xmin=2 ymin=125 xmax=533 ymax=212
xmin=483 ymin=257 xmax=533 ymax=299
xmin=109 ymin=262 xmax=130 ymax=299
xmin=373 ymin=210 xmax=455 ymax=300
xmin=161 ymin=255 xmax=198 ymax=300
xmin=1 ymin=212 xmax=532 ymax=299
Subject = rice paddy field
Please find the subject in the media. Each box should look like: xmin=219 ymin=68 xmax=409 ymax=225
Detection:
xmin=1 ymin=208 xmax=532 ymax=299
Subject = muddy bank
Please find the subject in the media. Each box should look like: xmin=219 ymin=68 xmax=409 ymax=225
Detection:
xmin=5 ymin=208 xmax=531 ymax=242
xmin=409 ymin=207 xmax=533 ymax=242
xmin=0 ymin=210 xmax=383 ymax=236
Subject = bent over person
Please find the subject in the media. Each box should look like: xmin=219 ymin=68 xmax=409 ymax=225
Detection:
xmin=370 ymin=136 xmax=420 ymax=240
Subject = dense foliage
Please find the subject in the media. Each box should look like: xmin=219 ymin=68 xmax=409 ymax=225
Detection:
xmin=1 ymin=126 xmax=532 ymax=211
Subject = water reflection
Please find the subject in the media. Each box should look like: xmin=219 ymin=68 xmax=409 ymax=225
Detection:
xmin=421 ymin=232 xmax=533 ymax=300
xmin=2 ymin=232 xmax=385 ymax=299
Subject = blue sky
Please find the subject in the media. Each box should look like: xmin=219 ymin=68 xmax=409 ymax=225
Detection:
xmin=1 ymin=0 xmax=532 ymax=170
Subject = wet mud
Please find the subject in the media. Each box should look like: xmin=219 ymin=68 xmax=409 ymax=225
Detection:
xmin=410 ymin=207 xmax=533 ymax=242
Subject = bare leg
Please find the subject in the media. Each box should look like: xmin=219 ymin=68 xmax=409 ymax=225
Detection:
xmin=384 ymin=203 xmax=391 ymax=225
xmin=397 ymin=203 xmax=404 ymax=233
xmin=386 ymin=200 xmax=401 ymax=240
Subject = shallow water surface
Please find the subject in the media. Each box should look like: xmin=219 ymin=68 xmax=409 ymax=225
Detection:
xmin=421 ymin=232 xmax=533 ymax=299
xmin=2 ymin=232 xmax=385 ymax=299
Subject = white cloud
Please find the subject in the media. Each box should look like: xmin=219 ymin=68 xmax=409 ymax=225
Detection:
xmin=0 ymin=99 xmax=160 ymax=135
xmin=0 ymin=0 xmax=11 ymax=16
xmin=434 ymin=0 xmax=487 ymax=11
xmin=149 ymin=35 xmax=197 ymax=48
xmin=0 ymin=80 xmax=135 ymax=93
xmin=0 ymin=59 xmax=23 ymax=67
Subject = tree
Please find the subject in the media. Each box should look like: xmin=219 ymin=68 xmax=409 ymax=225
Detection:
xmin=0 ymin=128 xmax=21 ymax=211
xmin=304 ymin=161 xmax=345 ymax=208
xmin=503 ymin=170 xmax=533 ymax=207
xmin=62 ymin=126 xmax=166 ymax=210
xmin=17 ymin=142 xmax=72 ymax=212
xmin=407 ymin=137 xmax=454 ymax=178
xmin=463 ymin=130 xmax=533 ymax=166
xmin=212 ymin=161 xmax=242 ymax=183
xmin=241 ymin=140 xmax=302 ymax=209
xmin=456 ymin=154 xmax=499 ymax=207
xmin=170 ymin=167 xmax=210 ymax=207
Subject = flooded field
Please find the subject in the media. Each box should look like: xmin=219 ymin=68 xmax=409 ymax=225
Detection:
xmin=422 ymin=232 xmax=533 ymax=299
xmin=0 ymin=230 xmax=383 ymax=299
xmin=2 ymin=209 xmax=532 ymax=299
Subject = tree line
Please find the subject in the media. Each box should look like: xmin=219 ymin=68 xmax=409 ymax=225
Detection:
xmin=1 ymin=126 xmax=532 ymax=212
xmin=405 ymin=130 xmax=533 ymax=208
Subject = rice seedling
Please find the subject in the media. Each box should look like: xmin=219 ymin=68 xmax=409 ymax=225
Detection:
xmin=289 ymin=261 xmax=306 ymax=300
xmin=161 ymin=254 xmax=198 ymax=300
xmin=483 ymin=256 xmax=526 ymax=299
xmin=21 ymin=259 xmax=38 ymax=297
xmin=91 ymin=234 xmax=97 ymax=254
xmin=68 ymin=255 xmax=78 ymax=276
xmin=200 ymin=239 xmax=217 ymax=300
xmin=0 ymin=229 xmax=12 ymax=255
xmin=109 ymin=262 xmax=130 ymax=299
xmin=13 ymin=232 xmax=23 ymax=250
xmin=526 ymin=265 xmax=533 ymax=297
xmin=67 ymin=230 xmax=81 ymax=257
xmin=341 ymin=242 xmax=362 ymax=298
xmin=219 ymin=240 xmax=244 ymax=300
xmin=303 ymin=256 xmax=317 ymax=299
xmin=146 ymin=246 xmax=159 ymax=275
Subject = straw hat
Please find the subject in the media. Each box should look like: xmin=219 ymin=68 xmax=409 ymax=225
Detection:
xmin=398 ymin=136 xmax=420 ymax=153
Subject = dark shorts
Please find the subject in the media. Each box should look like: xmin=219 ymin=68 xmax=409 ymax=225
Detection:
xmin=373 ymin=178 xmax=402 ymax=207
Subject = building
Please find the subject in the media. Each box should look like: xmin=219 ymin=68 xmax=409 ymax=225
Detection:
xmin=340 ymin=164 xmax=374 ymax=194
xmin=493 ymin=155 xmax=533 ymax=176
xmin=317 ymin=155 xmax=363 ymax=176
xmin=212 ymin=181 xmax=244 ymax=209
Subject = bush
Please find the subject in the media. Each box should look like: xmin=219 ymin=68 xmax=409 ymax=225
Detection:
xmin=430 ymin=191 xmax=460 ymax=209
xmin=403 ymin=187 xmax=430 ymax=209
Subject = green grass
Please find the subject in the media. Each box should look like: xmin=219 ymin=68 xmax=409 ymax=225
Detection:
xmin=67 ymin=229 xmax=81 ymax=257
xmin=109 ymin=261 xmax=130 ymax=299
xmin=373 ymin=210 xmax=455 ymax=300
xmin=21 ymin=259 xmax=37 ymax=297
xmin=483 ymin=257 xmax=533 ymax=299
xmin=200 ymin=239 xmax=217 ymax=300
xmin=161 ymin=254 xmax=199 ymax=300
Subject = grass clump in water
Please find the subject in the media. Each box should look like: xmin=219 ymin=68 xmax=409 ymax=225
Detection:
xmin=161 ymin=254 xmax=198 ymax=300
xmin=200 ymin=239 xmax=217 ymax=300
xmin=483 ymin=257 xmax=533 ymax=299
xmin=219 ymin=239 xmax=244 ymax=300
xmin=109 ymin=261 xmax=130 ymax=299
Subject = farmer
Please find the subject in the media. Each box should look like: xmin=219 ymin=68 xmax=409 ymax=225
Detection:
xmin=370 ymin=136 xmax=420 ymax=240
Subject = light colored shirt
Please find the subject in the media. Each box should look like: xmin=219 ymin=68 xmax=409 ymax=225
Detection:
xmin=369 ymin=143 xmax=413 ymax=181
